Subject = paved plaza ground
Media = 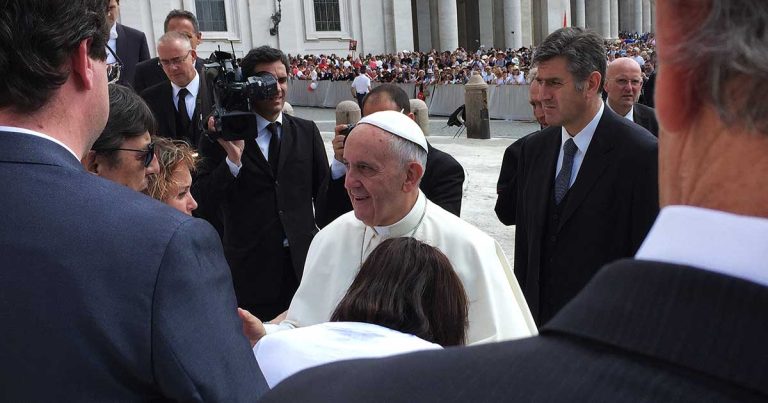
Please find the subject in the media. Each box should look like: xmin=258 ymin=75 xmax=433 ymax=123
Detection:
xmin=293 ymin=106 xmax=540 ymax=261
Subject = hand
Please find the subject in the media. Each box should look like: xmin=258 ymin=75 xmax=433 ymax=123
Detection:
xmin=270 ymin=310 xmax=288 ymax=324
xmin=238 ymin=308 xmax=266 ymax=348
xmin=332 ymin=124 xmax=349 ymax=162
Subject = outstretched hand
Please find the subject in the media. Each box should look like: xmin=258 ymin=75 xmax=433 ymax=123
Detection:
xmin=237 ymin=308 xmax=266 ymax=348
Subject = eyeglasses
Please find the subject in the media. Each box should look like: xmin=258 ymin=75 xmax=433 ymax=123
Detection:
xmin=613 ymin=78 xmax=643 ymax=87
xmin=96 ymin=142 xmax=156 ymax=167
xmin=159 ymin=50 xmax=192 ymax=68
xmin=105 ymin=45 xmax=123 ymax=84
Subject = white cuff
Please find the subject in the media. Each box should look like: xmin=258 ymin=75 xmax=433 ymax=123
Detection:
xmin=226 ymin=157 xmax=241 ymax=177
xmin=330 ymin=158 xmax=347 ymax=180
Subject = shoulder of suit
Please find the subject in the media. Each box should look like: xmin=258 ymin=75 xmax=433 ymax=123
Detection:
xmin=633 ymin=103 xmax=656 ymax=115
xmin=602 ymin=110 xmax=658 ymax=148
xmin=117 ymin=23 xmax=146 ymax=38
xmin=426 ymin=144 xmax=462 ymax=170
xmin=140 ymin=80 xmax=171 ymax=98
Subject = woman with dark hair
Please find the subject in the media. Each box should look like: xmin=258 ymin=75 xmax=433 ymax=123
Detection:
xmin=146 ymin=137 xmax=198 ymax=215
xmin=82 ymin=84 xmax=159 ymax=192
xmin=247 ymin=237 xmax=469 ymax=388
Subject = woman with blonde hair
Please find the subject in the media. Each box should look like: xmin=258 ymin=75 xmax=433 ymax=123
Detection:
xmin=146 ymin=137 xmax=198 ymax=215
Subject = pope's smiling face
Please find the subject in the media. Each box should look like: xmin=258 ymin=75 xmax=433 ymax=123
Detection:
xmin=343 ymin=124 xmax=411 ymax=227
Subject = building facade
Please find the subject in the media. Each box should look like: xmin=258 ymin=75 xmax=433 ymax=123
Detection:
xmin=119 ymin=0 xmax=655 ymax=58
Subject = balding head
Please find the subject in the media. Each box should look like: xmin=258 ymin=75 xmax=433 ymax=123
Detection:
xmin=604 ymin=57 xmax=643 ymax=116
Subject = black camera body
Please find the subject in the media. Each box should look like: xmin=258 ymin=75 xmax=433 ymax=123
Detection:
xmin=204 ymin=50 xmax=279 ymax=141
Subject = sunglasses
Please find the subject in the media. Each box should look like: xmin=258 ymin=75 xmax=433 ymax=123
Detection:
xmin=96 ymin=142 xmax=156 ymax=167
xmin=105 ymin=45 xmax=123 ymax=84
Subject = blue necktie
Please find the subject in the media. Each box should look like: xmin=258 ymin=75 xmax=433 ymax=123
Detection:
xmin=554 ymin=138 xmax=578 ymax=204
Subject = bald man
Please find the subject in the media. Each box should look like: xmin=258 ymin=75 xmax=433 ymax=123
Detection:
xmin=604 ymin=57 xmax=659 ymax=136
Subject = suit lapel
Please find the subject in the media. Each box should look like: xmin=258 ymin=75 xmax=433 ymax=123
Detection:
xmin=276 ymin=115 xmax=294 ymax=177
xmin=162 ymin=84 xmax=179 ymax=139
xmin=242 ymin=127 xmax=272 ymax=177
xmin=557 ymin=114 xmax=614 ymax=230
xmin=527 ymin=129 xmax=560 ymax=235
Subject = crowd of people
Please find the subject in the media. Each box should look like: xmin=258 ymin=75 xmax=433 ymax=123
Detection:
xmin=2 ymin=0 xmax=766 ymax=401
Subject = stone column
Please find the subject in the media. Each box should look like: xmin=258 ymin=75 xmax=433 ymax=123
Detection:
xmin=633 ymin=0 xmax=642 ymax=33
xmin=642 ymin=0 xmax=651 ymax=33
xmin=438 ymin=0 xmax=459 ymax=50
xmin=504 ymin=0 xmax=522 ymax=49
xmin=478 ymin=0 xmax=494 ymax=49
xmin=574 ymin=0 xmax=586 ymax=28
xmin=416 ymin=0 xmax=433 ymax=50
xmin=409 ymin=99 xmax=430 ymax=136
xmin=609 ymin=0 xmax=619 ymax=38
xmin=335 ymin=101 xmax=361 ymax=126
xmin=464 ymin=74 xmax=490 ymax=139
xmin=599 ymin=0 xmax=610 ymax=38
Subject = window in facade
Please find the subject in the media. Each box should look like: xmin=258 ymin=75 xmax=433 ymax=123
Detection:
xmin=195 ymin=0 xmax=227 ymax=31
xmin=314 ymin=0 xmax=341 ymax=31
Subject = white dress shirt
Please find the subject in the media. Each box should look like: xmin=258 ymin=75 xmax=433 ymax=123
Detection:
xmin=170 ymin=72 xmax=200 ymax=122
xmin=636 ymin=206 xmax=768 ymax=288
xmin=225 ymin=113 xmax=283 ymax=177
xmin=555 ymin=102 xmax=604 ymax=188
xmin=106 ymin=23 xmax=118 ymax=64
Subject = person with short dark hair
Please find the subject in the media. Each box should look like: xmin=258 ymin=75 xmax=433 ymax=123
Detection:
xmin=193 ymin=45 xmax=330 ymax=321
xmin=147 ymin=137 xmax=198 ymax=215
xmin=0 ymin=1 xmax=262 ymax=401
xmin=83 ymin=84 xmax=160 ymax=191
xmin=247 ymin=237 xmax=468 ymax=388
xmin=106 ymin=0 xmax=150 ymax=88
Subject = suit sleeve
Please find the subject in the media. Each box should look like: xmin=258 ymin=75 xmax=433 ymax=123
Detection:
xmin=629 ymin=137 xmax=659 ymax=253
xmin=310 ymin=121 xmax=330 ymax=206
xmin=151 ymin=218 xmax=264 ymax=402
xmin=315 ymin=176 xmax=352 ymax=228
xmin=190 ymin=136 xmax=234 ymax=230
xmin=138 ymin=32 xmax=150 ymax=63
xmin=513 ymin=140 xmax=529 ymax=291
xmin=495 ymin=140 xmax=523 ymax=225
xmin=423 ymin=154 xmax=464 ymax=217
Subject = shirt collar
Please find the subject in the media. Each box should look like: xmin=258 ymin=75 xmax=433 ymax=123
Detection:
xmin=109 ymin=22 xmax=118 ymax=40
xmin=0 ymin=125 xmax=79 ymax=160
xmin=256 ymin=112 xmax=284 ymax=132
xmin=636 ymin=206 xmax=768 ymax=288
xmin=372 ymin=191 xmax=426 ymax=238
xmin=606 ymin=102 xmax=634 ymax=122
xmin=560 ymin=101 xmax=604 ymax=152
xmin=171 ymin=71 xmax=200 ymax=99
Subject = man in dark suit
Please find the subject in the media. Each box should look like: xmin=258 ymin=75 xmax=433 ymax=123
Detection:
xmin=193 ymin=46 xmax=329 ymax=321
xmin=604 ymin=57 xmax=659 ymax=136
xmin=133 ymin=10 xmax=205 ymax=94
xmin=106 ymin=0 xmax=150 ymax=88
xmin=0 ymin=1 xmax=261 ymax=401
xmin=495 ymin=68 xmax=546 ymax=225
xmin=513 ymin=28 xmax=659 ymax=326
xmin=141 ymin=31 xmax=211 ymax=148
xmin=317 ymin=84 xmax=465 ymax=226
xmin=260 ymin=1 xmax=768 ymax=400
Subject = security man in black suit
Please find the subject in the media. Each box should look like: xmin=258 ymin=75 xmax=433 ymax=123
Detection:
xmin=140 ymin=31 xmax=210 ymax=148
xmin=193 ymin=46 xmax=329 ymax=320
xmin=260 ymin=2 xmax=768 ymax=400
xmin=317 ymin=83 xmax=465 ymax=226
xmin=106 ymin=0 xmax=150 ymax=88
xmin=604 ymin=57 xmax=659 ymax=136
xmin=132 ymin=10 xmax=205 ymax=95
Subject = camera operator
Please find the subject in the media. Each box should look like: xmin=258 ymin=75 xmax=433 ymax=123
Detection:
xmin=193 ymin=46 xmax=329 ymax=321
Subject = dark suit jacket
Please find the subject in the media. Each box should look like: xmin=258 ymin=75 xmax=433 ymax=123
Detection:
xmin=515 ymin=107 xmax=658 ymax=324
xmin=114 ymin=23 xmax=150 ymax=88
xmin=317 ymin=142 xmax=464 ymax=226
xmin=262 ymin=259 xmax=768 ymax=402
xmin=140 ymin=75 xmax=212 ymax=149
xmin=133 ymin=57 xmax=206 ymax=95
xmin=495 ymin=131 xmax=535 ymax=225
xmin=0 ymin=131 xmax=263 ymax=401
xmin=633 ymin=102 xmax=659 ymax=137
xmin=192 ymin=114 xmax=329 ymax=315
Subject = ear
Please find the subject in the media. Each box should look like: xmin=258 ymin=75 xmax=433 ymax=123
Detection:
xmin=586 ymin=71 xmax=602 ymax=97
xmin=70 ymin=39 xmax=96 ymax=91
xmin=407 ymin=112 xmax=416 ymax=121
xmin=402 ymin=161 xmax=424 ymax=192
xmin=82 ymin=150 xmax=99 ymax=173
xmin=190 ymin=49 xmax=198 ymax=61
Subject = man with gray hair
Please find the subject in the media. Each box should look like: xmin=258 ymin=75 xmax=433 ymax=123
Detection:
xmin=141 ymin=31 xmax=212 ymax=148
xmin=266 ymin=110 xmax=536 ymax=345
xmin=513 ymin=27 xmax=658 ymax=326
xmin=261 ymin=1 xmax=768 ymax=400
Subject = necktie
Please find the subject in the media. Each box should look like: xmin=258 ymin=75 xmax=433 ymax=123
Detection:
xmin=553 ymin=138 xmax=578 ymax=204
xmin=267 ymin=122 xmax=281 ymax=175
xmin=176 ymin=88 xmax=191 ymax=138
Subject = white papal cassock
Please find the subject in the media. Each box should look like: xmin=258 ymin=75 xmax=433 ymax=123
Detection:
xmin=278 ymin=191 xmax=537 ymax=344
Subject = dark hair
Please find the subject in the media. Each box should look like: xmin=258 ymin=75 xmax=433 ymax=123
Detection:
xmin=163 ymin=9 xmax=200 ymax=34
xmin=330 ymin=237 xmax=469 ymax=347
xmin=241 ymin=46 xmax=290 ymax=76
xmin=0 ymin=0 xmax=110 ymax=113
xmin=362 ymin=84 xmax=411 ymax=114
xmin=92 ymin=84 xmax=157 ymax=165
xmin=533 ymin=27 xmax=606 ymax=92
